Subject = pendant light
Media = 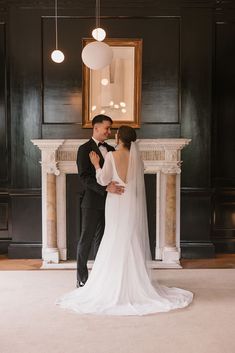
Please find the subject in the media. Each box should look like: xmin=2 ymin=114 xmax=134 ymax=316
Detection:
xmin=82 ymin=41 xmax=113 ymax=70
xmin=51 ymin=0 xmax=65 ymax=63
xmin=92 ymin=0 xmax=106 ymax=41
xmin=81 ymin=0 xmax=112 ymax=70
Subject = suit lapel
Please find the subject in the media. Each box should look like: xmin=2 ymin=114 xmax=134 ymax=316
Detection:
xmin=89 ymin=139 xmax=115 ymax=166
xmin=89 ymin=139 xmax=105 ymax=166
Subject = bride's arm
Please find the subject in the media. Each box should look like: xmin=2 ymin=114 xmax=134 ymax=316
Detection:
xmin=89 ymin=151 xmax=113 ymax=186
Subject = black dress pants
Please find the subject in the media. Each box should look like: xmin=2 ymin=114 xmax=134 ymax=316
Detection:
xmin=77 ymin=208 xmax=105 ymax=282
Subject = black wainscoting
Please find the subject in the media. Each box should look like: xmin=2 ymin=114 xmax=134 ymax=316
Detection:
xmin=66 ymin=174 xmax=156 ymax=260
xmin=0 ymin=192 xmax=11 ymax=254
xmin=211 ymin=188 xmax=235 ymax=253
xmin=181 ymin=188 xmax=215 ymax=258
xmin=66 ymin=175 xmax=83 ymax=260
xmin=8 ymin=191 xmax=42 ymax=258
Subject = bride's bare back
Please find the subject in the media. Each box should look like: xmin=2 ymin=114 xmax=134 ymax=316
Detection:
xmin=112 ymin=150 xmax=130 ymax=183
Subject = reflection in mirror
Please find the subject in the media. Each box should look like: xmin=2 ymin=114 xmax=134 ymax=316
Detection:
xmin=82 ymin=39 xmax=142 ymax=128
xmin=90 ymin=47 xmax=134 ymax=121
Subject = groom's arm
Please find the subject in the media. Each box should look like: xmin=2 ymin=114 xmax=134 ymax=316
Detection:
xmin=77 ymin=145 xmax=106 ymax=196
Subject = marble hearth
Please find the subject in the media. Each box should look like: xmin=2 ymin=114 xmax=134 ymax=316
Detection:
xmin=32 ymin=139 xmax=191 ymax=269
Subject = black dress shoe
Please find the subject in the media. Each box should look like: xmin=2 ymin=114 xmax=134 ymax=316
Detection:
xmin=76 ymin=281 xmax=85 ymax=288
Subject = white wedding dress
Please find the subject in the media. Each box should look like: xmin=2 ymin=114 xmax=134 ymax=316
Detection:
xmin=56 ymin=142 xmax=193 ymax=316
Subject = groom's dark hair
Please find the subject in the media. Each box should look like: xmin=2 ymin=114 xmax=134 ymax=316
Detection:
xmin=92 ymin=114 xmax=113 ymax=126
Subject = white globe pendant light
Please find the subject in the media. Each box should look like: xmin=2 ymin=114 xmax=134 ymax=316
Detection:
xmin=82 ymin=41 xmax=113 ymax=70
xmin=92 ymin=27 xmax=106 ymax=42
xmin=51 ymin=0 xmax=64 ymax=63
xmin=91 ymin=0 xmax=106 ymax=42
xmin=51 ymin=49 xmax=64 ymax=63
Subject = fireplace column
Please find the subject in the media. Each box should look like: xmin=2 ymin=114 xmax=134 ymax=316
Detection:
xmin=35 ymin=140 xmax=64 ymax=266
xmin=44 ymin=173 xmax=58 ymax=262
xmin=161 ymin=148 xmax=181 ymax=265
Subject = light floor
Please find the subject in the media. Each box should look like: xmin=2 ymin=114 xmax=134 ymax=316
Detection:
xmin=0 ymin=268 xmax=235 ymax=353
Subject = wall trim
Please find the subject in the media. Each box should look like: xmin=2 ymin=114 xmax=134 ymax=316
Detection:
xmin=8 ymin=242 xmax=42 ymax=259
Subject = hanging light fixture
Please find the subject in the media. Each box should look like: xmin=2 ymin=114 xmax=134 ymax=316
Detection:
xmin=51 ymin=0 xmax=64 ymax=63
xmin=82 ymin=41 xmax=113 ymax=70
xmin=92 ymin=0 xmax=106 ymax=41
xmin=81 ymin=0 xmax=112 ymax=70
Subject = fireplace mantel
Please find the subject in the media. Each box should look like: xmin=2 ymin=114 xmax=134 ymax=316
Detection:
xmin=32 ymin=138 xmax=191 ymax=269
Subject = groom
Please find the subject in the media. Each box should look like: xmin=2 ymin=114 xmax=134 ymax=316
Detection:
xmin=76 ymin=114 xmax=124 ymax=287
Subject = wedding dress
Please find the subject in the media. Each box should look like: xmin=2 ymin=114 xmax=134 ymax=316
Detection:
xmin=56 ymin=142 xmax=193 ymax=315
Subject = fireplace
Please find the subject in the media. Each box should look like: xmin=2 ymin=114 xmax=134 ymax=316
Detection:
xmin=32 ymin=139 xmax=190 ymax=268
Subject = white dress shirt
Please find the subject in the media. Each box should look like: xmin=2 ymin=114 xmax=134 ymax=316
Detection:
xmin=92 ymin=137 xmax=108 ymax=159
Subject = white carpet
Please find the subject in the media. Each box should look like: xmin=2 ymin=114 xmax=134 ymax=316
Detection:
xmin=0 ymin=269 xmax=235 ymax=353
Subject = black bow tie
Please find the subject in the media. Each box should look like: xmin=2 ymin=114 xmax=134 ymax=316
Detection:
xmin=98 ymin=142 xmax=108 ymax=148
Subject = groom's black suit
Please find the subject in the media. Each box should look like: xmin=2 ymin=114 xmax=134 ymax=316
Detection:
xmin=76 ymin=138 xmax=115 ymax=283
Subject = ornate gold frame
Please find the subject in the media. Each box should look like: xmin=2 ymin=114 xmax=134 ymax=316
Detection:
xmin=82 ymin=38 xmax=142 ymax=128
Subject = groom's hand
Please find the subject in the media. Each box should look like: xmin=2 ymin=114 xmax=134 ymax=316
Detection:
xmin=106 ymin=181 xmax=125 ymax=195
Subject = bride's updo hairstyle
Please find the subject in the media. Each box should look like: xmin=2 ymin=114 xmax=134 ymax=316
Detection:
xmin=118 ymin=125 xmax=137 ymax=150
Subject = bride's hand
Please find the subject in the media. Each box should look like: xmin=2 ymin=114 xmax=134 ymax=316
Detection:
xmin=89 ymin=151 xmax=100 ymax=169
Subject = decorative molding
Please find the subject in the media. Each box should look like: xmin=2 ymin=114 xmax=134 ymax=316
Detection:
xmin=0 ymin=0 xmax=217 ymax=9
xmin=32 ymin=140 xmax=64 ymax=175
xmin=8 ymin=242 xmax=42 ymax=259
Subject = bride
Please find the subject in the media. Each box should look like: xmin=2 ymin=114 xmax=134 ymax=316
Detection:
xmin=56 ymin=125 xmax=193 ymax=316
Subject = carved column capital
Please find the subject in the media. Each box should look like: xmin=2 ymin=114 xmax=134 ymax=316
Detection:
xmin=32 ymin=140 xmax=65 ymax=175
xmin=40 ymin=150 xmax=60 ymax=176
xmin=161 ymin=164 xmax=181 ymax=175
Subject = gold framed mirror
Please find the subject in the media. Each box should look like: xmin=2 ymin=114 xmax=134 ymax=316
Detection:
xmin=82 ymin=38 xmax=142 ymax=128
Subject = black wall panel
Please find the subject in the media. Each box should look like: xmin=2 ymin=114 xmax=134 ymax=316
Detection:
xmin=179 ymin=7 xmax=214 ymax=256
xmin=180 ymin=7 xmax=212 ymax=188
xmin=181 ymin=188 xmax=215 ymax=258
xmin=0 ymin=193 xmax=9 ymax=239
xmin=0 ymin=23 xmax=7 ymax=184
xmin=9 ymin=7 xmax=42 ymax=189
xmin=211 ymin=21 xmax=235 ymax=252
xmin=213 ymin=22 xmax=235 ymax=187
xmin=42 ymin=17 xmax=91 ymax=124
xmin=0 ymin=21 xmax=10 ymax=252
xmin=212 ymin=189 xmax=235 ymax=252
xmin=8 ymin=192 xmax=42 ymax=258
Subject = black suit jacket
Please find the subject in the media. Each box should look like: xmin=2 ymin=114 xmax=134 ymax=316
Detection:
xmin=77 ymin=139 xmax=115 ymax=210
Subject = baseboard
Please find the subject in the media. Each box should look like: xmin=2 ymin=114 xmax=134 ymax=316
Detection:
xmin=8 ymin=243 xmax=42 ymax=259
xmin=181 ymin=241 xmax=215 ymax=259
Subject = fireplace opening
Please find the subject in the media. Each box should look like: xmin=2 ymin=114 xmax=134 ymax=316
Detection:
xmin=66 ymin=174 xmax=156 ymax=260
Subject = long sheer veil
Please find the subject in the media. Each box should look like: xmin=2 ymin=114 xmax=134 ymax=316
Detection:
xmin=127 ymin=141 xmax=152 ymax=278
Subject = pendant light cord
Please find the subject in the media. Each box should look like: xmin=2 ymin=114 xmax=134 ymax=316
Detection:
xmin=96 ymin=0 xmax=100 ymax=28
xmin=55 ymin=0 xmax=58 ymax=49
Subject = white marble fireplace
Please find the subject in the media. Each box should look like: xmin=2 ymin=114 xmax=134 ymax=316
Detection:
xmin=32 ymin=139 xmax=190 ymax=269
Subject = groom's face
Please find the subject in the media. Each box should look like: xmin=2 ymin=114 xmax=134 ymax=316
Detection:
xmin=94 ymin=121 xmax=112 ymax=141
